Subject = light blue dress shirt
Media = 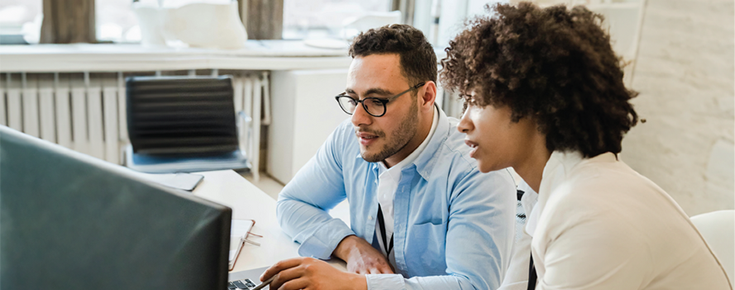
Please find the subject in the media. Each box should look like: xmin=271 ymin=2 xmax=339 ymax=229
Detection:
xmin=277 ymin=108 xmax=516 ymax=290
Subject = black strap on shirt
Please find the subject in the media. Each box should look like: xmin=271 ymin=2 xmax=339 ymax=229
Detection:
xmin=376 ymin=204 xmax=394 ymax=256
xmin=528 ymin=251 xmax=537 ymax=290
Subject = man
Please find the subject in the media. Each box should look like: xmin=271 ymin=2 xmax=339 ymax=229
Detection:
xmin=262 ymin=24 xmax=516 ymax=290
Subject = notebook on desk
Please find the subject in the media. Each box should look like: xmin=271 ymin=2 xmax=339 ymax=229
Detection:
xmin=229 ymin=219 xmax=256 ymax=270
xmin=228 ymin=219 xmax=268 ymax=289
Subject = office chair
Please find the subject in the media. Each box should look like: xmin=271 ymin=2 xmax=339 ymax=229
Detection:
xmin=691 ymin=210 xmax=734 ymax=283
xmin=124 ymin=75 xmax=251 ymax=173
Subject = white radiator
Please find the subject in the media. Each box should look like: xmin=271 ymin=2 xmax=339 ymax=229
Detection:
xmin=0 ymin=71 xmax=269 ymax=180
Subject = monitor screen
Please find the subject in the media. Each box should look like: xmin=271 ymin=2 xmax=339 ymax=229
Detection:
xmin=0 ymin=125 xmax=231 ymax=289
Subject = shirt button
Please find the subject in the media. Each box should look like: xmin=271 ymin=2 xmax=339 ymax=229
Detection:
xmin=368 ymin=216 xmax=373 ymax=220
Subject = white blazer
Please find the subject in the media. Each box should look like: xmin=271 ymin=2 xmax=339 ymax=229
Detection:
xmin=501 ymin=151 xmax=731 ymax=290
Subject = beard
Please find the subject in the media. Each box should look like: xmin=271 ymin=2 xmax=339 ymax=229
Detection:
xmin=358 ymin=102 xmax=419 ymax=163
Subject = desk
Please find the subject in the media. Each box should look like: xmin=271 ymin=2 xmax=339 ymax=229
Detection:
xmin=189 ymin=170 xmax=298 ymax=272
xmin=188 ymin=170 xmax=347 ymax=273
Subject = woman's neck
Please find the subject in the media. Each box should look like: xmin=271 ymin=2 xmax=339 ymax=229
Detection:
xmin=514 ymin=135 xmax=551 ymax=193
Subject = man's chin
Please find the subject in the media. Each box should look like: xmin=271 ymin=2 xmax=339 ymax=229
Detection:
xmin=359 ymin=148 xmax=383 ymax=163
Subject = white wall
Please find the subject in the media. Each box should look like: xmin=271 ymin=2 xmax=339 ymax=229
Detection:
xmin=267 ymin=69 xmax=349 ymax=184
xmin=264 ymin=0 xmax=735 ymax=217
xmin=622 ymin=0 xmax=734 ymax=216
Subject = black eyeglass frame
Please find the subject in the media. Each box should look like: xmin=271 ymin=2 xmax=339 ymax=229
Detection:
xmin=334 ymin=82 xmax=426 ymax=117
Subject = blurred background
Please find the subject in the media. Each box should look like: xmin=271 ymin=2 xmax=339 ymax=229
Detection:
xmin=0 ymin=0 xmax=732 ymax=216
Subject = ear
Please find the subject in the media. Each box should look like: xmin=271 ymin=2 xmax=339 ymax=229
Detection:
xmin=419 ymin=81 xmax=438 ymax=111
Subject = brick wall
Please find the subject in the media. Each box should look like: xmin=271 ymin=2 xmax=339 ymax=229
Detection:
xmin=622 ymin=0 xmax=734 ymax=216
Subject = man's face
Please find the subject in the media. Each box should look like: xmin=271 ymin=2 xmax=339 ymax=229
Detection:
xmin=346 ymin=54 xmax=419 ymax=163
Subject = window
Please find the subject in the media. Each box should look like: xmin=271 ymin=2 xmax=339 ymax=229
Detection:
xmin=95 ymin=0 xmax=234 ymax=43
xmin=96 ymin=0 xmax=139 ymax=42
xmin=411 ymin=0 xmax=509 ymax=48
xmin=282 ymin=0 xmax=392 ymax=40
xmin=0 ymin=0 xmax=42 ymax=43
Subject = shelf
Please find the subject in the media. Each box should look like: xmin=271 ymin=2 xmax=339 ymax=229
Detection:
xmin=0 ymin=40 xmax=354 ymax=72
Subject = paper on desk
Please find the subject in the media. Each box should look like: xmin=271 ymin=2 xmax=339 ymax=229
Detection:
xmin=130 ymin=172 xmax=204 ymax=191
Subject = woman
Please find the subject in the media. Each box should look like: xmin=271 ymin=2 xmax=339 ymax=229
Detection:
xmin=440 ymin=2 xmax=731 ymax=289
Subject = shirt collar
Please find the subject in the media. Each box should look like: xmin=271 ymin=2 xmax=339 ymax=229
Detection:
xmin=525 ymin=150 xmax=617 ymax=237
xmin=355 ymin=104 xmax=450 ymax=179
xmin=380 ymin=105 xmax=440 ymax=173
xmin=355 ymin=105 xmax=447 ymax=181
xmin=538 ymin=151 xmax=585 ymax=197
xmin=411 ymin=105 xmax=450 ymax=180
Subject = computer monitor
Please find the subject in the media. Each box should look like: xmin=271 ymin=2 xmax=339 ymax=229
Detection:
xmin=0 ymin=126 xmax=231 ymax=289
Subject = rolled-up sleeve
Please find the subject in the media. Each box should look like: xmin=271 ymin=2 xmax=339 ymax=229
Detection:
xmin=276 ymin=122 xmax=356 ymax=259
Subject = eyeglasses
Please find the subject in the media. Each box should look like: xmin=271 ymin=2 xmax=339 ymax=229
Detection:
xmin=335 ymin=82 xmax=426 ymax=117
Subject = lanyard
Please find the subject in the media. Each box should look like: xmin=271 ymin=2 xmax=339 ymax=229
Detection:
xmin=528 ymin=251 xmax=537 ymax=290
xmin=377 ymin=204 xmax=394 ymax=256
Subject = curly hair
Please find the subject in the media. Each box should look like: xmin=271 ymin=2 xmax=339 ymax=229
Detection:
xmin=439 ymin=2 xmax=638 ymax=158
xmin=350 ymin=24 xmax=437 ymax=86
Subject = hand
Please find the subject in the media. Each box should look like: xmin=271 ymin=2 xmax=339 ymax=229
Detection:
xmin=332 ymin=235 xmax=394 ymax=274
xmin=260 ymin=257 xmax=367 ymax=290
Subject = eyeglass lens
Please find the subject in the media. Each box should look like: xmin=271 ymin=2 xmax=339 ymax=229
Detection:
xmin=338 ymin=97 xmax=386 ymax=116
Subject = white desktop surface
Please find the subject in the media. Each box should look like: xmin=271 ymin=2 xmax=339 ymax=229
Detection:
xmin=133 ymin=169 xmax=347 ymax=273
xmin=192 ymin=170 xmax=300 ymax=272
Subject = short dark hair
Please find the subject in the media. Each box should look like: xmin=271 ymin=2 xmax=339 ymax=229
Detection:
xmin=349 ymin=24 xmax=437 ymax=86
xmin=440 ymin=2 xmax=638 ymax=158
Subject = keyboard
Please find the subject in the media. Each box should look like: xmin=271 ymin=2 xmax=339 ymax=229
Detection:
xmin=227 ymin=265 xmax=270 ymax=289
xmin=228 ymin=278 xmax=260 ymax=290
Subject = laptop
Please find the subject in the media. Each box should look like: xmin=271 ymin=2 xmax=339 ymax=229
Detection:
xmin=227 ymin=266 xmax=270 ymax=290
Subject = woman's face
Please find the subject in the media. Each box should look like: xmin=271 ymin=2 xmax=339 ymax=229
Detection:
xmin=457 ymin=99 xmax=539 ymax=173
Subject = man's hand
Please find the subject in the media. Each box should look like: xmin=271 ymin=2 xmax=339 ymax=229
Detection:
xmin=332 ymin=235 xmax=394 ymax=274
xmin=260 ymin=257 xmax=367 ymax=290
